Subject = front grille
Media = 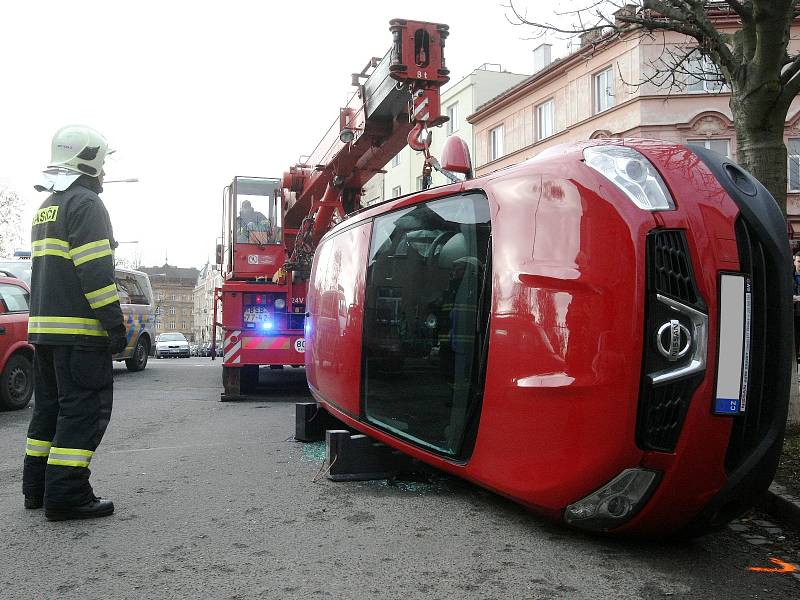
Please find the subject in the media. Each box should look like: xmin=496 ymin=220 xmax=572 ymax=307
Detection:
xmin=724 ymin=217 xmax=777 ymax=472
xmin=637 ymin=230 xmax=705 ymax=452
xmin=639 ymin=376 xmax=702 ymax=452
xmin=650 ymin=230 xmax=703 ymax=309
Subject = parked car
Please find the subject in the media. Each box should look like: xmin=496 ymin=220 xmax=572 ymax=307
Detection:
xmin=155 ymin=332 xmax=191 ymax=358
xmin=0 ymin=258 xmax=32 ymax=286
xmin=113 ymin=268 xmax=155 ymax=372
xmin=0 ymin=275 xmax=34 ymax=410
xmin=305 ymin=138 xmax=791 ymax=537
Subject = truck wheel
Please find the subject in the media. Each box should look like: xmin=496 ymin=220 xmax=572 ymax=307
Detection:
xmin=0 ymin=354 xmax=34 ymax=411
xmin=241 ymin=365 xmax=259 ymax=392
xmin=125 ymin=337 xmax=149 ymax=372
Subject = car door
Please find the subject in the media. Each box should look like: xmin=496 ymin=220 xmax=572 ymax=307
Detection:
xmin=0 ymin=280 xmax=31 ymax=360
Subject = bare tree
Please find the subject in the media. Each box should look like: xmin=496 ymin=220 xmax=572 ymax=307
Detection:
xmin=0 ymin=186 xmax=26 ymax=257
xmin=507 ymin=0 xmax=800 ymax=214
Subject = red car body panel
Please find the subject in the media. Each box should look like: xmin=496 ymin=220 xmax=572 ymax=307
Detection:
xmin=0 ymin=276 xmax=33 ymax=378
xmin=306 ymin=139 xmax=790 ymax=535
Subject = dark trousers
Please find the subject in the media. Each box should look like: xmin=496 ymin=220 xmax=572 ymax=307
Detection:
xmin=23 ymin=344 xmax=113 ymax=507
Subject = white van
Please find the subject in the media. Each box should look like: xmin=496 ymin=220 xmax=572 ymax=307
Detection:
xmin=114 ymin=268 xmax=155 ymax=371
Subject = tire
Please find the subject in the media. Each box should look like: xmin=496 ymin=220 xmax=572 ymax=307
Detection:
xmin=0 ymin=354 xmax=34 ymax=411
xmin=125 ymin=336 xmax=149 ymax=372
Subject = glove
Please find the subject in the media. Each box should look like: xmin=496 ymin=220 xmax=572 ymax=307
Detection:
xmin=107 ymin=324 xmax=128 ymax=354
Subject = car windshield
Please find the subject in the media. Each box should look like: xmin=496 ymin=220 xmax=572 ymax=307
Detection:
xmin=159 ymin=333 xmax=186 ymax=342
xmin=0 ymin=261 xmax=32 ymax=286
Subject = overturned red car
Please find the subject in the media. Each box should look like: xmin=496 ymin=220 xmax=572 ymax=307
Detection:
xmin=305 ymin=138 xmax=792 ymax=537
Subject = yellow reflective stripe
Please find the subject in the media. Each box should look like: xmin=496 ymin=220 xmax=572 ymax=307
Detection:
xmin=73 ymin=249 xmax=113 ymax=267
xmin=28 ymin=316 xmax=108 ymax=337
xmin=28 ymin=327 xmax=108 ymax=337
xmin=32 ymin=249 xmax=72 ymax=259
xmin=85 ymin=284 xmax=117 ymax=299
xmin=32 ymin=238 xmax=69 ymax=249
xmin=48 ymin=447 xmax=94 ymax=468
xmin=70 ymin=240 xmax=113 ymax=267
xmin=85 ymin=284 xmax=120 ymax=309
xmin=29 ymin=316 xmax=103 ymax=325
xmin=25 ymin=437 xmax=52 ymax=457
xmin=71 ymin=239 xmax=110 ymax=255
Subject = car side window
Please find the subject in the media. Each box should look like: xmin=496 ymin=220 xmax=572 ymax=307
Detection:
xmin=135 ymin=275 xmax=154 ymax=305
xmin=115 ymin=274 xmax=148 ymax=305
xmin=0 ymin=283 xmax=30 ymax=313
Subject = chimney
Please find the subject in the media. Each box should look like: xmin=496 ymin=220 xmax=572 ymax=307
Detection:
xmin=613 ymin=4 xmax=638 ymax=26
xmin=533 ymin=43 xmax=552 ymax=73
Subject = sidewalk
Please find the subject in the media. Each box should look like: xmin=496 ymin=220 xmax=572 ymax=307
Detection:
xmin=760 ymin=430 xmax=800 ymax=530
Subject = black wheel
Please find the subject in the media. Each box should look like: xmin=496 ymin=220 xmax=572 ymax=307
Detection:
xmin=0 ymin=354 xmax=34 ymax=411
xmin=241 ymin=365 xmax=259 ymax=393
xmin=125 ymin=337 xmax=149 ymax=372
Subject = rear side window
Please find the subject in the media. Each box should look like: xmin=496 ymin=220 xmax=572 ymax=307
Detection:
xmin=115 ymin=273 xmax=149 ymax=305
xmin=0 ymin=283 xmax=30 ymax=313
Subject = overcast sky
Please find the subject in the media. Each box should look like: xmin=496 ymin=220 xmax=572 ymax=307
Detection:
xmin=0 ymin=0 xmax=558 ymax=269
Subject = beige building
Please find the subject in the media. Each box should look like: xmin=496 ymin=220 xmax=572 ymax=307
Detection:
xmin=468 ymin=22 xmax=800 ymax=232
xmin=140 ymin=263 xmax=199 ymax=341
xmin=363 ymin=64 xmax=529 ymax=205
xmin=192 ymin=262 xmax=223 ymax=346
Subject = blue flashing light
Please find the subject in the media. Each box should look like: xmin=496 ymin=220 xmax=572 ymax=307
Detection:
xmin=261 ymin=321 xmax=274 ymax=331
xmin=304 ymin=318 xmax=311 ymax=336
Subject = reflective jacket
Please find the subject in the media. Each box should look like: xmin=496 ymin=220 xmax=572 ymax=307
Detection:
xmin=28 ymin=175 xmax=124 ymax=347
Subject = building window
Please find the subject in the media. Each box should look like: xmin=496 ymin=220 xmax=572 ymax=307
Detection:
xmin=171 ymin=294 xmax=176 ymax=301
xmin=391 ymin=153 xmax=401 ymax=168
xmin=446 ymin=102 xmax=459 ymax=135
xmin=392 ymin=185 xmax=402 ymax=198
xmin=595 ymin=67 xmax=615 ymax=113
xmin=489 ymin=125 xmax=504 ymax=161
xmin=155 ymin=321 xmax=162 ymax=329
xmin=416 ymin=175 xmax=424 ymax=191
xmin=536 ymin=99 xmax=554 ymax=141
xmin=789 ymin=139 xmax=800 ymax=192
xmin=169 ymin=306 xmax=176 ymax=315
xmin=688 ymin=138 xmax=730 ymax=158
xmin=168 ymin=321 xmax=176 ymax=329
xmin=687 ymin=55 xmax=725 ymax=93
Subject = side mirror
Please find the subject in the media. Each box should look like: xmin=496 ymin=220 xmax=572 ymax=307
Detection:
xmin=215 ymin=243 xmax=223 ymax=265
xmin=441 ymin=135 xmax=473 ymax=179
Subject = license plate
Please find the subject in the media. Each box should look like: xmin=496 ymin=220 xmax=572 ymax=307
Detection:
xmin=713 ymin=274 xmax=752 ymax=415
xmin=244 ymin=305 xmax=270 ymax=323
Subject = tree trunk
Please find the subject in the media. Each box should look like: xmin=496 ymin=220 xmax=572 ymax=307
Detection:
xmin=734 ymin=125 xmax=788 ymax=214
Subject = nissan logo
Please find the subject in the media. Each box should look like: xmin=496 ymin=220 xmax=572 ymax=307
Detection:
xmin=656 ymin=319 xmax=692 ymax=361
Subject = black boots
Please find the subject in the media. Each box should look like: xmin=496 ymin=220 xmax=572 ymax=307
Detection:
xmin=44 ymin=496 xmax=114 ymax=521
xmin=24 ymin=496 xmax=43 ymax=510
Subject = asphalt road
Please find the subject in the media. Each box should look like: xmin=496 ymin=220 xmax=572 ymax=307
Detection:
xmin=1 ymin=357 xmax=799 ymax=599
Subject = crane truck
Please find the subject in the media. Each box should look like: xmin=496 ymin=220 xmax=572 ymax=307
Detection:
xmin=214 ymin=19 xmax=451 ymax=399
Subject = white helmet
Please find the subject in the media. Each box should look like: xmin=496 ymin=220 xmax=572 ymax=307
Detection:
xmin=36 ymin=125 xmax=112 ymax=192
xmin=49 ymin=125 xmax=111 ymax=177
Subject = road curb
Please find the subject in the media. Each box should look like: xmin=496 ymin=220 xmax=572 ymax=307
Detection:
xmin=758 ymin=482 xmax=800 ymax=532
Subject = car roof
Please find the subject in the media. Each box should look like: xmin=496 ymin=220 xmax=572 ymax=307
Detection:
xmin=0 ymin=275 xmax=30 ymax=291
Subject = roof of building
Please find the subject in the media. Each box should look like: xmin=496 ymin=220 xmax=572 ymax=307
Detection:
xmin=140 ymin=263 xmax=200 ymax=285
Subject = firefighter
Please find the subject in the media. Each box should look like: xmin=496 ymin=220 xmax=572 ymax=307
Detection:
xmin=22 ymin=125 xmax=128 ymax=521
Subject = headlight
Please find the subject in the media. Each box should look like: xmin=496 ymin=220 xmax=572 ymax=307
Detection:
xmin=274 ymin=298 xmax=286 ymax=310
xmin=583 ymin=146 xmax=675 ymax=211
xmin=563 ymin=468 xmax=661 ymax=531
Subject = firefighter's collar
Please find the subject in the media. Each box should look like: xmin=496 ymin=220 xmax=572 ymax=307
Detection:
xmin=34 ymin=168 xmax=82 ymax=193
